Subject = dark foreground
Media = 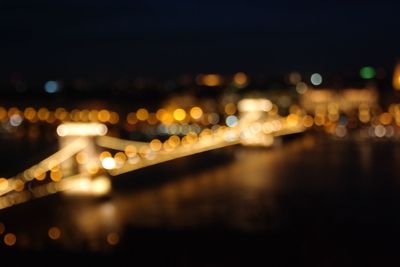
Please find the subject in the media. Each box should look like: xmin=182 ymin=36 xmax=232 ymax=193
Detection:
xmin=1 ymin=134 xmax=400 ymax=266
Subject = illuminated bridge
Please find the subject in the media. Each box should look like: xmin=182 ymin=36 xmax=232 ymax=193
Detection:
xmin=0 ymin=99 xmax=306 ymax=210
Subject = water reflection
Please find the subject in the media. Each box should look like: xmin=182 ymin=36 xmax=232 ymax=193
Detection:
xmin=3 ymin=134 xmax=400 ymax=259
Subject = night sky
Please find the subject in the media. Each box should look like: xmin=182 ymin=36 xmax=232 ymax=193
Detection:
xmin=1 ymin=0 xmax=400 ymax=81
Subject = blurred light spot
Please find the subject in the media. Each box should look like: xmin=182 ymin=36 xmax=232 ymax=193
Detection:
xmin=114 ymin=152 xmax=127 ymax=166
xmin=76 ymin=152 xmax=88 ymax=165
xmin=224 ymin=103 xmax=236 ymax=115
xmin=44 ymin=81 xmax=60 ymax=93
xmin=197 ymin=74 xmax=223 ymax=86
xmin=233 ymin=72 xmax=248 ymax=87
xmin=48 ymin=227 xmax=61 ymax=240
xmin=173 ymin=109 xmax=186 ymax=121
xmin=107 ymin=232 xmax=119 ymax=246
xmin=296 ymin=82 xmax=308 ymax=94
xmin=0 ymin=223 xmax=4 ymax=234
xmin=286 ymin=114 xmax=299 ymax=126
xmin=4 ymin=233 xmax=16 ymax=246
xmin=126 ymin=112 xmax=138 ymax=125
xmin=91 ymin=176 xmax=111 ymax=195
xmin=238 ymin=98 xmax=272 ymax=112
xmin=0 ymin=178 xmax=9 ymax=191
xmin=150 ymin=139 xmax=162 ymax=152
xmin=50 ymin=171 xmax=62 ymax=182
xmin=379 ymin=112 xmax=392 ymax=125
xmin=310 ymin=73 xmax=322 ymax=86
xmin=57 ymin=123 xmax=107 ymax=136
xmin=99 ymin=151 xmax=112 ymax=161
xmin=393 ymin=62 xmax=400 ymax=90
xmin=136 ymin=108 xmax=149 ymax=121
xmin=98 ymin=109 xmax=110 ymax=123
xmin=101 ymin=157 xmax=116 ymax=170
xmin=190 ymin=107 xmax=203 ymax=120
xmin=289 ymin=72 xmax=301 ymax=84
xmin=207 ymin=113 xmax=219 ymax=125
xmin=360 ymin=66 xmax=376 ymax=79
xmin=375 ymin=125 xmax=386 ymax=137
xmin=10 ymin=114 xmax=23 ymax=127
xmin=335 ymin=125 xmax=347 ymax=137
xmin=226 ymin=115 xmax=238 ymax=127
xmin=124 ymin=145 xmax=137 ymax=158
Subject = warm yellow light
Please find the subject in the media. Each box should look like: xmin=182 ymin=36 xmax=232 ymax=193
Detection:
xmin=147 ymin=113 xmax=158 ymax=125
xmin=168 ymin=135 xmax=181 ymax=147
xmin=173 ymin=108 xmax=186 ymax=121
xmin=0 ymin=178 xmax=8 ymax=191
xmin=86 ymin=162 xmax=99 ymax=174
xmin=0 ymin=107 xmax=7 ymax=121
xmin=136 ymin=108 xmax=149 ymax=121
xmin=124 ymin=145 xmax=137 ymax=158
xmin=4 ymin=233 xmax=16 ymax=246
xmin=14 ymin=179 xmax=24 ymax=192
xmin=114 ymin=152 xmax=127 ymax=166
xmin=393 ymin=62 xmax=400 ymax=90
xmin=109 ymin=112 xmax=119 ymax=124
xmin=57 ymin=123 xmax=108 ymax=136
xmin=233 ymin=72 xmax=248 ymax=87
xmin=98 ymin=109 xmax=110 ymax=122
xmin=50 ymin=171 xmax=62 ymax=182
xmin=33 ymin=167 xmax=46 ymax=181
xmin=379 ymin=112 xmax=392 ymax=125
xmin=238 ymin=98 xmax=272 ymax=112
xmin=199 ymin=74 xmax=223 ymax=86
xmin=48 ymin=227 xmax=61 ymax=240
xmin=149 ymin=139 xmax=162 ymax=151
xmin=286 ymin=114 xmax=299 ymax=127
xmin=99 ymin=151 xmax=112 ymax=161
xmin=76 ymin=151 xmax=88 ymax=165
xmin=101 ymin=157 xmax=116 ymax=170
xmin=126 ymin=112 xmax=138 ymax=125
xmin=37 ymin=107 xmax=50 ymax=121
xmin=224 ymin=103 xmax=237 ymax=115
xmin=91 ymin=176 xmax=111 ymax=195
xmin=24 ymin=107 xmax=36 ymax=121
xmin=107 ymin=232 xmax=120 ymax=245
xmin=302 ymin=115 xmax=314 ymax=127
xmin=190 ymin=107 xmax=203 ymax=120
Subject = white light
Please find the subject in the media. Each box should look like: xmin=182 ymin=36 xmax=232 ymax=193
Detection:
xmin=44 ymin=81 xmax=60 ymax=93
xmin=91 ymin=176 xmax=111 ymax=195
xmin=237 ymin=98 xmax=272 ymax=112
xmin=310 ymin=73 xmax=322 ymax=86
xmin=57 ymin=123 xmax=108 ymax=136
xmin=101 ymin=157 xmax=116 ymax=170
xmin=225 ymin=115 xmax=238 ymax=127
xmin=374 ymin=125 xmax=386 ymax=137
xmin=10 ymin=114 xmax=23 ymax=127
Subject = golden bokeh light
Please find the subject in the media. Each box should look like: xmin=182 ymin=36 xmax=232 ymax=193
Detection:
xmin=4 ymin=233 xmax=16 ymax=246
xmin=190 ymin=106 xmax=203 ymax=120
xmin=173 ymin=108 xmax=186 ymax=121
xmin=0 ymin=178 xmax=9 ymax=191
xmin=136 ymin=108 xmax=149 ymax=121
xmin=48 ymin=227 xmax=61 ymax=240
xmin=107 ymin=232 xmax=119 ymax=245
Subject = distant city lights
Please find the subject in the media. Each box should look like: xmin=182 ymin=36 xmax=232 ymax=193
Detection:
xmin=44 ymin=80 xmax=60 ymax=93
xmin=360 ymin=66 xmax=376 ymax=79
xmin=310 ymin=73 xmax=322 ymax=86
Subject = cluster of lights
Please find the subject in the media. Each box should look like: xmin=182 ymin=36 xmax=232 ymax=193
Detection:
xmin=0 ymin=99 xmax=310 ymax=210
xmin=0 ymin=106 xmax=120 ymax=127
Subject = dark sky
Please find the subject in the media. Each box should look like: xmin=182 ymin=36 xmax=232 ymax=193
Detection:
xmin=1 ymin=0 xmax=400 ymax=80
